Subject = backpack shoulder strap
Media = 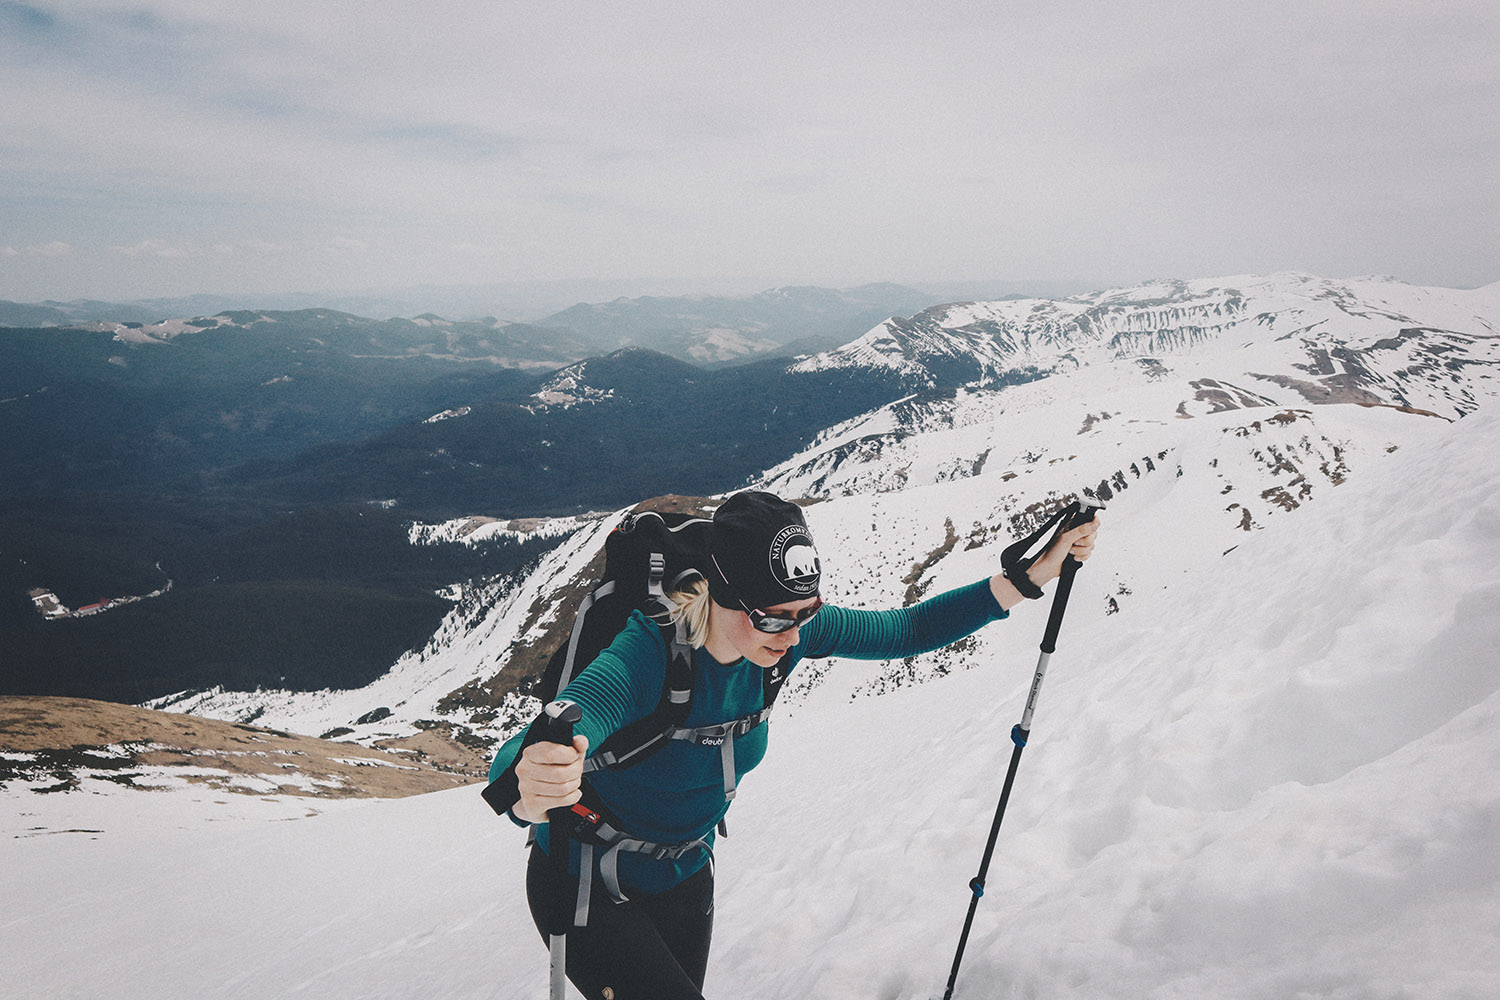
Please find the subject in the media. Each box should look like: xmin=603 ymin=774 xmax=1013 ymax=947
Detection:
xmin=763 ymin=653 xmax=790 ymax=712
xmin=582 ymin=618 xmax=695 ymax=774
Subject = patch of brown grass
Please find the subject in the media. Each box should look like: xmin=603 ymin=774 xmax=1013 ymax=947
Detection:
xmin=0 ymin=697 xmax=478 ymax=800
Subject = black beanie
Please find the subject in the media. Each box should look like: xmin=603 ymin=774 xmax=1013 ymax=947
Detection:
xmin=706 ymin=491 xmax=821 ymax=611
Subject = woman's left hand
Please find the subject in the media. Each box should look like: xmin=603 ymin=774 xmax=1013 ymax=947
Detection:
xmin=990 ymin=516 xmax=1101 ymax=610
xmin=1026 ymin=515 xmax=1100 ymax=586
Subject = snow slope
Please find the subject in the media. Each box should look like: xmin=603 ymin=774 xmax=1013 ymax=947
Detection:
xmin=3 ymin=389 xmax=1497 ymax=998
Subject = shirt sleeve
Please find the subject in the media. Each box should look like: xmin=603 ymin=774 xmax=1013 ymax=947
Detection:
xmin=485 ymin=611 xmax=670 ymax=814
xmin=799 ymin=577 xmax=1006 ymax=660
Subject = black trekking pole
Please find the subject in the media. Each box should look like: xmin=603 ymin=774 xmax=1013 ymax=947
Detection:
xmin=540 ymin=699 xmax=583 ymax=1000
xmin=942 ymin=499 xmax=1101 ymax=1000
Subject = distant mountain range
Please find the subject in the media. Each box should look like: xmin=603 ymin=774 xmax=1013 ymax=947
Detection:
xmin=530 ymin=283 xmax=947 ymax=364
xmin=0 ymin=278 xmax=1090 ymax=329
xmin=0 ymin=306 xmax=914 ymax=511
xmin=4 ymin=273 xmax=1496 ymax=728
xmin=0 ymin=282 xmax=953 ymax=368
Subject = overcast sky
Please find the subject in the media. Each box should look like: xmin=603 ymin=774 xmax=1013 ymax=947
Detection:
xmin=2 ymin=0 xmax=1497 ymax=306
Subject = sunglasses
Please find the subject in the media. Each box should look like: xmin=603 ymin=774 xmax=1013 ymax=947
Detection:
xmin=744 ymin=597 xmax=823 ymax=634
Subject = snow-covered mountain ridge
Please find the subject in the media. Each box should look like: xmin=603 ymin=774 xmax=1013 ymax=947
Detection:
xmin=6 ymin=338 xmax=1499 ymax=1000
xmin=141 ymin=273 xmax=1500 ymax=753
xmin=797 ymin=273 xmax=1497 ymax=412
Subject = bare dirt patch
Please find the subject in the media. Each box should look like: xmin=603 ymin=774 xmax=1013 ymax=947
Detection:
xmin=0 ymin=696 xmax=479 ymax=800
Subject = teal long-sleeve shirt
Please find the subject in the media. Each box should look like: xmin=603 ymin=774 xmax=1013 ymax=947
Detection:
xmin=489 ymin=576 xmax=1007 ymax=893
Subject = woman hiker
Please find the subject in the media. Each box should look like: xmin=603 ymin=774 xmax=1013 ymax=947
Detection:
xmin=488 ymin=490 xmax=1100 ymax=999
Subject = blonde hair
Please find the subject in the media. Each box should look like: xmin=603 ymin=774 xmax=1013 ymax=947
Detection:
xmin=666 ymin=575 xmax=713 ymax=649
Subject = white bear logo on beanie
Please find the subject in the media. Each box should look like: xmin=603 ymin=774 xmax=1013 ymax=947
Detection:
xmin=769 ymin=525 xmax=820 ymax=595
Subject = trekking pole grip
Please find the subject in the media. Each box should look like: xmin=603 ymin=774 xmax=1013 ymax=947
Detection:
xmin=540 ymin=700 xmax=583 ymax=825
xmin=1040 ymin=501 xmax=1099 ymax=654
xmin=540 ymin=700 xmax=582 ymax=929
xmin=539 ymin=701 xmax=581 ymax=1000
xmin=540 ymin=698 xmax=582 ymax=746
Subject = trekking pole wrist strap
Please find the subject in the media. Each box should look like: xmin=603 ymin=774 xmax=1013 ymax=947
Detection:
xmin=1001 ymin=499 xmax=1088 ymax=601
xmin=1004 ymin=561 xmax=1045 ymax=600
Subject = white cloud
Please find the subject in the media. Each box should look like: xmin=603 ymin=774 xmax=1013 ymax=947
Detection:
xmin=110 ymin=239 xmax=189 ymax=259
xmin=242 ymin=240 xmax=296 ymax=255
xmin=16 ymin=240 xmax=75 ymax=257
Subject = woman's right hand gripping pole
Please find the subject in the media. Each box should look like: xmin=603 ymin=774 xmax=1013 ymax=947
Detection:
xmin=514 ymin=723 xmax=589 ymax=825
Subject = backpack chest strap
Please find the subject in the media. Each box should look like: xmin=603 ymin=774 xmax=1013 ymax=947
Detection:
xmin=665 ymin=707 xmax=774 ymax=801
xmin=580 ymin=707 xmax=773 ymax=800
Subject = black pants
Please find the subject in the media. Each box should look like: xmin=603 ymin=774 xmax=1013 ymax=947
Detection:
xmin=527 ymin=845 xmax=715 ymax=1000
